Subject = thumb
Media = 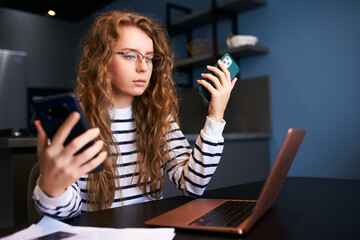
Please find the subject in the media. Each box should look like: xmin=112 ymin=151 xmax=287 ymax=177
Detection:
xmin=34 ymin=120 xmax=48 ymax=155
xmin=231 ymin=77 xmax=238 ymax=88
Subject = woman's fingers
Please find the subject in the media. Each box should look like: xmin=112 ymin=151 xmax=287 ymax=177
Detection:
xmin=200 ymin=61 xmax=232 ymax=90
xmin=217 ymin=60 xmax=230 ymax=75
xmin=200 ymin=73 xmax=220 ymax=90
xmin=197 ymin=79 xmax=216 ymax=95
xmin=34 ymin=120 xmax=48 ymax=156
xmin=79 ymin=151 xmax=107 ymax=175
xmin=51 ymin=112 xmax=81 ymax=148
xmin=231 ymin=77 xmax=239 ymax=88
xmin=72 ymin=139 xmax=104 ymax=167
xmin=61 ymin=127 xmax=101 ymax=158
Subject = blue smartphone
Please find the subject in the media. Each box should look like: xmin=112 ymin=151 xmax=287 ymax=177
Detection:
xmin=33 ymin=93 xmax=104 ymax=173
xmin=197 ymin=53 xmax=240 ymax=102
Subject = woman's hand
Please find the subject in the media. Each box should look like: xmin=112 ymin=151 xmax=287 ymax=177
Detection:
xmin=197 ymin=60 xmax=238 ymax=122
xmin=34 ymin=112 xmax=107 ymax=198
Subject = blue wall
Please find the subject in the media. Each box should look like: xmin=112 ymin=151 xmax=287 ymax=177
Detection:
xmin=236 ymin=0 xmax=360 ymax=179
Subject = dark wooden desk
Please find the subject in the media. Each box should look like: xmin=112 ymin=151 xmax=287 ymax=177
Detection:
xmin=1 ymin=177 xmax=359 ymax=239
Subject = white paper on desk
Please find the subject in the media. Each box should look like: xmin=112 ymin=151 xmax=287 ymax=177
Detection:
xmin=1 ymin=216 xmax=175 ymax=240
xmin=0 ymin=216 xmax=74 ymax=240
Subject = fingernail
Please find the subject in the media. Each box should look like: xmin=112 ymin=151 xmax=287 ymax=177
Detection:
xmin=71 ymin=112 xmax=80 ymax=119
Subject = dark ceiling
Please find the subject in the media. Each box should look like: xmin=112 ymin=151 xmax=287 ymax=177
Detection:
xmin=0 ymin=0 xmax=115 ymax=22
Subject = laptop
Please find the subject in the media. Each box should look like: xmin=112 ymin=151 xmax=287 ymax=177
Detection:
xmin=145 ymin=128 xmax=306 ymax=234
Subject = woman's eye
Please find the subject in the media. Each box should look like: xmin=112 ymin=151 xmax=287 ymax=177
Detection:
xmin=125 ymin=53 xmax=137 ymax=60
xmin=146 ymin=56 xmax=154 ymax=62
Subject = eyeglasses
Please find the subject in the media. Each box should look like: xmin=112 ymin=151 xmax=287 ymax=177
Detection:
xmin=116 ymin=51 xmax=164 ymax=71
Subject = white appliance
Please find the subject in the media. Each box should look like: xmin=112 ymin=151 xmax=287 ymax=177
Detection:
xmin=0 ymin=49 xmax=27 ymax=132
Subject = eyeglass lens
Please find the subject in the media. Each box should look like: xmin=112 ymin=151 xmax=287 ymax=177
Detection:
xmin=120 ymin=51 xmax=163 ymax=71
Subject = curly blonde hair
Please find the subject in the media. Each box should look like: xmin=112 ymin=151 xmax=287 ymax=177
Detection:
xmin=75 ymin=11 xmax=178 ymax=211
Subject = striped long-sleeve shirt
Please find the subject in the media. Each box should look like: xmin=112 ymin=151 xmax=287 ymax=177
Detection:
xmin=33 ymin=106 xmax=225 ymax=219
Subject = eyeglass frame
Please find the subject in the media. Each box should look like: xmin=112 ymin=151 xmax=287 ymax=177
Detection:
xmin=115 ymin=51 xmax=164 ymax=71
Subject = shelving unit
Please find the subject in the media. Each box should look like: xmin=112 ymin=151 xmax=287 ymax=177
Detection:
xmin=167 ymin=0 xmax=271 ymax=135
xmin=167 ymin=0 xmax=269 ymax=80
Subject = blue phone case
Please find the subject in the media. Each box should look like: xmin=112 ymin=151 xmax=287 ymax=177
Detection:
xmin=33 ymin=93 xmax=104 ymax=173
xmin=197 ymin=53 xmax=240 ymax=102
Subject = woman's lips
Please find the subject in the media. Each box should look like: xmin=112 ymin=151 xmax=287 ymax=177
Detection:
xmin=133 ymin=79 xmax=146 ymax=86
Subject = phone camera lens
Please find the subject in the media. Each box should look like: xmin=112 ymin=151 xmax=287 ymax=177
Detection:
xmin=47 ymin=105 xmax=69 ymax=119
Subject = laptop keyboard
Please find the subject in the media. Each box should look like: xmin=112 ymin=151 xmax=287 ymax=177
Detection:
xmin=189 ymin=200 xmax=256 ymax=228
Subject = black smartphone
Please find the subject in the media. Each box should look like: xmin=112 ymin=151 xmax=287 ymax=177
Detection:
xmin=33 ymin=93 xmax=104 ymax=173
xmin=33 ymin=231 xmax=76 ymax=240
xmin=197 ymin=53 xmax=240 ymax=102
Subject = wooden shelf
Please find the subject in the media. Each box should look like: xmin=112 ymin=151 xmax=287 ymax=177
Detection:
xmin=175 ymin=45 xmax=269 ymax=70
xmin=219 ymin=45 xmax=269 ymax=58
xmin=170 ymin=0 xmax=267 ymax=31
xmin=185 ymin=132 xmax=271 ymax=142
xmin=0 ymin=137 xmax=37 ymax=148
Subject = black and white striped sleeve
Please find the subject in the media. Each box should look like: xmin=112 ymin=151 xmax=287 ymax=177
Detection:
xmin=32 ymin=182 xmax=82 ymax=219
xmin=164 ymin=116 xmax=225 ymax=197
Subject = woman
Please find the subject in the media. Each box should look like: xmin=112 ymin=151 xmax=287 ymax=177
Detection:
xmin=33 ymin=11 xmax=238 ymax=219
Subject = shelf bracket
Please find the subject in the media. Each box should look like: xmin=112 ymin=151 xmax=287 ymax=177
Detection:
xmin=211 ymin=0 xmax=218 ymax=62
xmin=166 ymin=3 xmax=194 ymax=87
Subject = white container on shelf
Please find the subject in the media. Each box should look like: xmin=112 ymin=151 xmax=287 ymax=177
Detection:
xmin=226 ymin=35 xmax=258 ymax=48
